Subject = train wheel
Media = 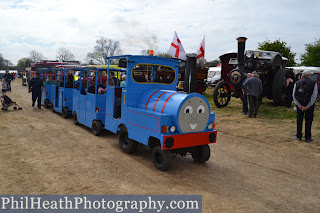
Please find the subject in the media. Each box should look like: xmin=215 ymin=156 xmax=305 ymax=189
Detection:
xmin=73 ymin=112 xmax=79 ymax=125
xmin=213 ymin=81 xmax=231 ymax=108
xmin=62 ymin=107 xmax=69 ymax=118
xmin=92 ymin=120 xmax=102 ymax=136
xmin=44 ymin=99 xmax=50 ymax=109
xmin=118 ymin=126 xmax=137 ymax=153
xmin=191 ymin=145 xmax=211 ymax=163
xmin=272 ymin=69 xmax=294 ymax=106
xmin=152 ymin=146 xmax=172 ymax=171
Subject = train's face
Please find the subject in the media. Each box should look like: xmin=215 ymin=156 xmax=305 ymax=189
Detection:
xmin=178 ymin=97 xmax=209 ymax=133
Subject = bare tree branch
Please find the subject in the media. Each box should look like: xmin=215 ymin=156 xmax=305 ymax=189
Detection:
xmin=29 ymin=50 xmax=45 ymax=62
xmin=87 ymin=37 xmax=122 ymax=64
xmin=56 ymin=48 xmax=75 ymax=62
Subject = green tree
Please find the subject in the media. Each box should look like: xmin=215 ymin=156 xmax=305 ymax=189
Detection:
xmin=257 ymin=39 xmax=296 ymax=66
xmin=156 ymin=52 xmax=173 ymax=58
xmin=300 ymin=38 xmax=320 ymax=66
xmin=17 ymin=57 xmax=32 ymax=67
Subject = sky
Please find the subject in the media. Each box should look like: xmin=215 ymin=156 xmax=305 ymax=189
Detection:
xmin=0 ymin=0 xmax=320 ymax=65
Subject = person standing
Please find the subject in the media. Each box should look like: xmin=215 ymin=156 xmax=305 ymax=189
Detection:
xmin=243 ymin=71 xmax=263 ymax=118
xmin=3 ymin=70 xmax=12 ymax=91
xmin=284 ymin=75 xmax=294 ymax=108
xmin=293 ymin=70 xmax=318 ymax=142
xmin=120 ymin=75 xmax=126 ymax=87
xmin=28 ymin=72 xmax=43 ymax=109
xmin=241 ymin=73 xmax=252 ymax=115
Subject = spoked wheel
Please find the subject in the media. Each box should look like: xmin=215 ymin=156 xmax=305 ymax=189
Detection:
xmin=213 ymin=81 xmax=231 ymax=108
xmin=44 ymin=99 xmax=50 ymax=109
xmin=73 ymin=112 xmax=79 ymax=125
xmin=118 ymin=126 xmax=137 ymax=153
xmin=152 ymin=146 xmax=173 ymax=171
xmin=62 ymin=107 xmax=69 ymax=118
xmin=195 ymin=80 xmax=203 ymax=94
xmin=191 ymin=145 xmax=211 ymax=163
xmin=92 ymin=120 xmax=102 ymax=136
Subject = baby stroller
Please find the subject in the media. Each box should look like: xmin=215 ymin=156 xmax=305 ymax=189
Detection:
xmin=1 ymin=94 xmax=22 ymax=111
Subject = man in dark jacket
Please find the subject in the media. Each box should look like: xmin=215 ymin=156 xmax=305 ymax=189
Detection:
xmin=28 ymin=73 xmax=43 ymax=109
xmin=3 ymin=70 xmax=12 ymax=91
xmin=293 ymin=70 xmax=318 ymax=142
xmin=243 ymin=71 xmax=263 ymax=118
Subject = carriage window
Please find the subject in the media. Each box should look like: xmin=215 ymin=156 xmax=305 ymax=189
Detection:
xmin=132 ymin=64 xmax=175 ymax=84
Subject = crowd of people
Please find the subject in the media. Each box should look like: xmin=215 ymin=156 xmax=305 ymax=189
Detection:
xmin=241 ymin=69 xmax=318 ymax=142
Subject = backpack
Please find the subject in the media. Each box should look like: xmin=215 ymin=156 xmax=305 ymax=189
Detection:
xmin=294 ymin=80 xmax=314 ymax=105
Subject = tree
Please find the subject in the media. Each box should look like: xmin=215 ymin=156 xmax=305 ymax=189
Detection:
xmin=257 ymin=39 xmax=296 ymax=67
xmin=205 ymin=59 xmax=220 ymax=68
xmin=0 ymin=53 xmax=13 ymax=69
xmin=17 ymin=57 xmax=32 ymax=67
xmin=56 ymin=48 xmax=75 ymax=62
xmin=87 ymin=37 xmax=122 ymax=65
xmin=156 ymin=52 xmax=173 ymax=58
xmin=300 ymin=38 xmax=320 ymax=67
xmin=29 ymin=50 xmax=45 ymax=62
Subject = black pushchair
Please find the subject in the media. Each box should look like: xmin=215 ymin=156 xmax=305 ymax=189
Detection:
xmin=1 ymin=94 xmax=22 ymax=111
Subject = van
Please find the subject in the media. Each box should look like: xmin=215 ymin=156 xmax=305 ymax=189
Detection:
xmin=206 ymin=67 xmax=221 ymax=85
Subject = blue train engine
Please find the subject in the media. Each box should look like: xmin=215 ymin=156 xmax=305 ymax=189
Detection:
xmin=104 ymin=55 xmax=217 ymax=170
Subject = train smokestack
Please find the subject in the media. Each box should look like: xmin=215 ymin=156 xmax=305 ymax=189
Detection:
xmin=237 ymin=37 xmax=247 ymax=70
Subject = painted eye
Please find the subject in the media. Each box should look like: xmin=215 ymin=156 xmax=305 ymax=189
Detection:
xmin=197 ymin=105 xmax=205 ymax=114
xmin=184 ymin=106 xmax=193 ymax=114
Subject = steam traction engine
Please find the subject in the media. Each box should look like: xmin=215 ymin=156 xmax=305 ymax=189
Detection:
xmin=213 ymin=37 xmax=294 ymax=108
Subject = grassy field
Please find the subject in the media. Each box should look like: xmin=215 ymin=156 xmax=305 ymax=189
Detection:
xmin=203 ymin=87 xmax=320 ymax=147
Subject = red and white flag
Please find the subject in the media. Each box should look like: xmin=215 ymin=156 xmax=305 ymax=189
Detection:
xmin=168 ymin=32 xmax=186 ymax=60
xmin=196 ymin=37 xmax=205 ymax=68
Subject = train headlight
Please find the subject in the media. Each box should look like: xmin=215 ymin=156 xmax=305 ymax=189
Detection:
xmin=208 ymin=123 xmax=213 ymax=129
xmin=170 ymin=126 xmax=176 ymax=132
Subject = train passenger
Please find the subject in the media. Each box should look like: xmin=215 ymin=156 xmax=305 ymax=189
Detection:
xmin=88 ymin=77 xmax=106 ymax=94
xmin=45 ymin=75 xmax=55 ymax=85
xmin=120 ymin=75 xmax=126 ymax=87
xmin=108 ymin=78 xmax=115 ymax=87
xmin=65 ymin=75 xmax=74 ymax=88
xmin=28 ymin=72 xmax=43 ymax=109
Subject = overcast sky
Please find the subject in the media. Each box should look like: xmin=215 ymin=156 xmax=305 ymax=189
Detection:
xmin=1 ymin=0 xmax=319 ymax=65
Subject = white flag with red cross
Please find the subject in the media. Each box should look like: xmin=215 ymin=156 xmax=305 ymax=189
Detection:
xmin=196 ymin=37 xmax=205 ymax=68
xmin=168 ymin=32 xmax=186 ymax=60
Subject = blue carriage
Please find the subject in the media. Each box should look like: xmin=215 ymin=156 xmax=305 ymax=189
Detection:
xmin=39 ymin=69 xmax=55 ymax=109
xmin=51 ymin=68 xmax=75 ymax=118
xmin=72 ymin=67 xmax=118 ymax=135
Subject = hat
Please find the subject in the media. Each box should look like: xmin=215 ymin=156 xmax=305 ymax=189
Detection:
xmin=302 ymin=70 xmax=312 ymax=76
xmin=98 ymin=87 xmax=104 ymax=93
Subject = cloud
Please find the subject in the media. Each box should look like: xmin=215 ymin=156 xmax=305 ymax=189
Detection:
xmin=0 ymin=0 xmax=320 ymax=65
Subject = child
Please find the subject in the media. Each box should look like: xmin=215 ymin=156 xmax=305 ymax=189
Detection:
xmin=2 ymin=79 xmax=7 ymax=93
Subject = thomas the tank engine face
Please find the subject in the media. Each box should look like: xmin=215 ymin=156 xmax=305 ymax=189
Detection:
xmin=178 ymin=97 xmax=209 ymax=133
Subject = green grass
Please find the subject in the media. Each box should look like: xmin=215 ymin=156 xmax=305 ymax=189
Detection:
xmin=203 ymin=87 xmax=320 ymax=121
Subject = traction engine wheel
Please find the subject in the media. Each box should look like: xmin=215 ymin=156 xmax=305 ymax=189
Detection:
xmin=191 ymin=145 xmax=211 ymax=163
xmin=213 ymin=81 xmax=231 ymax=108
xmin=92 ymin=120 xmax=102 ymax=136
xmin=118 ymin=126 xmax=137 ymax=153
xmin=272 ymin=69 xmax=294 ymax=106
xmin=195 ymin=80 xmax=206 ymax=94
xmin=152 ymin=146 xmax=173 ymax=171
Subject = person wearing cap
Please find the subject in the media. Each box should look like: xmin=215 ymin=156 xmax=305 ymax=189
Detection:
xmin=243 ymin=71 xmax=263 ymax=118
xmin=293 ymin=70 xmax=318 ymax=142
xmin=28 ymin=72 xmax=43 ymax=109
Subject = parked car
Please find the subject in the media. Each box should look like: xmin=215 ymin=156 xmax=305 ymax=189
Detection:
xmin=205 ymin=67 xmax=221 ymax=86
